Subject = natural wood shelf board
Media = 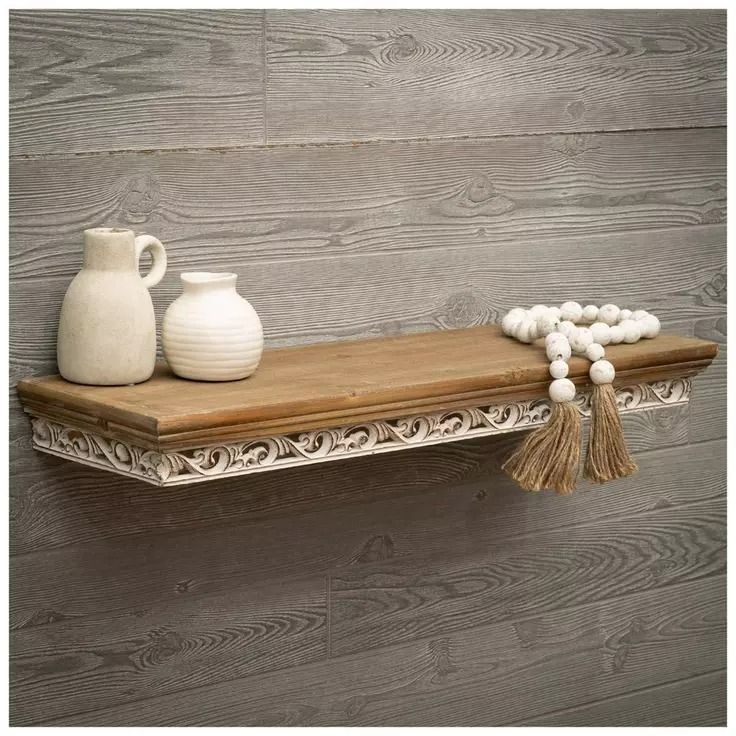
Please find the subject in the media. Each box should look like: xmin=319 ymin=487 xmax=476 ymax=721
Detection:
xmin=17 ymin=326 xmax=717 ymax=486
xmin=18 ymin=326 xmax=717 ymax=449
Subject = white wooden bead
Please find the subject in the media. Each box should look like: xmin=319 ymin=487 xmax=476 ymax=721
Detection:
xmin=589 ymin=359 xmax=615 ymax=385
xmin=558 ymin=320 xmax=577 ymax=338
xmin=609 ymin=324 xmax=625 ymax=344
xmin=528 ymin=304 xmax=548 ymax=319
xmin=537 ymin=313 xmax=560 ymax=337
xmin=569 ymin=326 xmax=593 ymax=353
xmin=582 ymin=304 xmax=599 ymax=322
xmin=514 ymin=319 xmax=539 ymax=343
xmin=585 ymin=343 xmax=605 ymax=362
xmin=549 ymin=377 xmax=576 ymax=403
xmin=545 ymin=330 xmax=566 ymax=347
xmin=547 ymin=336 xmax=571 ymax=355
xmin=619 ymin=308 xmax=632 ymax=320
xmin=546 ymin=338 xmax=571 ymax=361
xmin=546 ymin=306 xmax=562 ymax=320
xmin=502 ymin=307 xmax=527 ymax=334
xmin=589 ymin=321 xmax=611 ymax=346
xmin=560 ymin=301 xmax=583 ymax=323
xmin=598 ymin=304 xmax=620 ymax=326
xmin=619 ymin=318 xmax=641 ymax=343
xmin=506 ymin=307 xmax=527 ymax=320
xmin=549 ymin=359 xmax=569 ymax=379
xmin=630 ymin=309 xmax=649 ymax=321
xmin=639 ymin=314 xmax=661 ymax=339
xmin=501 ymin=311 xmax=524 ymax=336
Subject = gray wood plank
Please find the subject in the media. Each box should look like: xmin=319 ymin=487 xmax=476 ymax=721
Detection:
xmin=9 ymin=412 xmax=693 ymax=558
xmin=9 ymin=224 xmax=726 ymax=380
xmin=10 ymin=440 xmax=723 ymax=631
xmin=10 ymin=576 xmax=327 ymax=726
xmin=688 ymin=315 xmax=727 ymax=442
xmin=39 ymin=576 xmax=726 ymax=726
xmin=9 ymin=128 xmax=726 ymax=282
xmin=9 ymin=433 xmax=498 ymax=557
xmin=521 ymin=670 xmax=726 ymax=726
xmin=329 ymin=495 xmax=725 ymax=658
xmin=8 ymin=8 xmax=727 ymax=729
xmin=10 ymin=10 xmax=264 ymax=155
xmin=265 ymin=10 xmax=725 ymax=143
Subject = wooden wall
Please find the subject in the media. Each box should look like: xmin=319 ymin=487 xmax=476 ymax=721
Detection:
xmin=9 ymin=10 xmax=726 ymax=726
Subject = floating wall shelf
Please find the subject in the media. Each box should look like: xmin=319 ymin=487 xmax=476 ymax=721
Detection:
xmin=17 ymin=326 xmax=717 ymax=487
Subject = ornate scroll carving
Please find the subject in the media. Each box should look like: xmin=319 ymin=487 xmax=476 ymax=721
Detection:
xmin=29 ymin=378 xmax=692 ymax=486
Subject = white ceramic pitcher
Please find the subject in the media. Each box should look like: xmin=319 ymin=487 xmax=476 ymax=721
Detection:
xmin=57 ymin=227 xmax=167 ymax=385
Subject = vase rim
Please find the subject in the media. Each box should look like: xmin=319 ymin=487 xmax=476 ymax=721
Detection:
xmin=181 ymin=271 xmax=237 ymax=285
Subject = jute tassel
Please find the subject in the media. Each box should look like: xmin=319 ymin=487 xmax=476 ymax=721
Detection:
xmin=502 ymin=401 xmax=582 ymax=495
xmin=584 ymin=383 xmax=637 ymax=483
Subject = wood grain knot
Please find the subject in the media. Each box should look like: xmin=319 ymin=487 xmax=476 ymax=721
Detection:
xmin=344 ymin=695 xmax=367 ymax=719
xmin=450 ymin=175 xmax=514 ymax=216
xmin=349 ymin=534 xmax=396 ymax=564
xmin=702 ymin=268 xmax=726 ymax=303
xmin=701 ymin=206 xmax=726 ymax=224
xmin=175 ymin=579 xmax=194 ymax=594
xmin=145 ymin=629 xmax=185 ymax=665
xmin=19 ymin=608 xmax=69 ymax=629
xmin=513 ymin=618 xmax=542 ymax=648
xmin=428 ymin=638 xmax=459 ymax=683
xmin=465 ymin=174 xmax=495 ymax=203
xmin=386 ymin=32 xmax=418 ymax=62
xmin=120 ymin=173 xmax=160 ymax=224
xmin=565 ymin=99 xmax=585 ymax=121
xmin=611 ymin=615 xmax=648 ymax=673
xmin=436 ymin=291 xmax=489 ymax=329
xmin=642 ymin=36 xmax=689 ymax=54
xmin=549 ymin=133 xmax=600 ymax=158
xmin=652 ymin=407 xmax=677 ymax=430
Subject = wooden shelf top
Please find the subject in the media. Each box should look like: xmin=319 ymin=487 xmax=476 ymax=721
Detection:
xmin=18 ymin=325 xmax=717 ymax=452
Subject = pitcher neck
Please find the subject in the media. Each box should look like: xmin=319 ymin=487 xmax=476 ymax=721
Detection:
xmin=83 ymin=228 xmax=137 ymax=271
xmin=181 ymin=272 xmax=238 ymax=295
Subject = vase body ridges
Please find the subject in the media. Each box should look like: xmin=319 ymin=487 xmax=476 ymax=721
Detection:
xmin=57 ymin=228 xmax=166 ymax=385
xmin=163 ymin=272 xmax=263 ymax=381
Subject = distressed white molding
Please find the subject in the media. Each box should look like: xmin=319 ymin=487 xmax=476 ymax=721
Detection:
xmin=29 ymin=377 xmax=692 ymax=487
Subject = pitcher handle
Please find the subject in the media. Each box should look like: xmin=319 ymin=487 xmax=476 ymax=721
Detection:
xmin=135 ymin=234 xmax=167 ymax=289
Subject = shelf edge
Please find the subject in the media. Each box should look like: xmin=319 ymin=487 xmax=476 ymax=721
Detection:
xmin=25 ymin=376 xmax=693 ymax=487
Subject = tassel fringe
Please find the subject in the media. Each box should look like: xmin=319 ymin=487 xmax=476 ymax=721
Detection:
xmin=584 ymin=383 xmax=637 ymax=483
xmin=502 ymin=401 xmax=582 ymax=495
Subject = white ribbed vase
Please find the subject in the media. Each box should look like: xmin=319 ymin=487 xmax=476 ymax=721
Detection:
xmin=163 ymin=272 xmax=263 ymax=381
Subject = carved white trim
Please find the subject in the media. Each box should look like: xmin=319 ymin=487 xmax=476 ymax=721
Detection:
xmin=29 ymin=378 xmax=692 ymax=487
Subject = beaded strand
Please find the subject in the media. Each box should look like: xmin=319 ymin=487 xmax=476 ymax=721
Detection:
xmin=499 ymin=301 xmax=659 ymax=494
xmin=501 ymin=301 xmax=661 ymax=405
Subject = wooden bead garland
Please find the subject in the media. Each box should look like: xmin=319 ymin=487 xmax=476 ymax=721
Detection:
xmin=501 ymin=301 xmax=660 ymax=494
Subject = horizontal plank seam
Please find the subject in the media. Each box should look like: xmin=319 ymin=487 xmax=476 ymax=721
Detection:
xmin=8 ymin=124 xmax=726 ymax=161
xmin=506 ymin=667 xmax=727 ymax=726
xmin=322 ymin=569 xmax=726 ymax=687
xmin=325 ymin=475 xmax=726 ymax=579
xmin=8 ymin=223 xmax=727 ymax=280
xmin=10 ymin=495 xmax=725 ymax=651
xmin=30 ymin=572 xmax=727 ymax=728
xmin=9 ymin=436 xmax=725 ymax=564
xmin=8 ymin=446 xmax=722 ymax=563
